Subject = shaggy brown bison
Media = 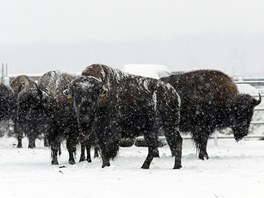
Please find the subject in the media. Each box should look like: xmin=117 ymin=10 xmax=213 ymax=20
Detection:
xmin=66 ymin=64 xmax=182 ymax=169
xmin=0 ymin=84 xmax=14 ymax=136
xmin=10 ymin=75 xmax=39 ymax=148
xmin=0 ymin=84 xmax=14 ymax=120
xmin=16 ymin=71 xmax=78 ymax=164
xmin=17 ymin=71 xmax=98 ymax=164
xmin=161 ymin=70 xmax=261 ymax=160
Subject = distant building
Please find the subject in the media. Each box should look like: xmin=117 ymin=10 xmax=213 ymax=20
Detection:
xmin=122 ymin=64 xmax=171 ymax=79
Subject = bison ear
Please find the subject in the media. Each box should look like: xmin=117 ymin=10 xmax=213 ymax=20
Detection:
xmin=252 ymin=93 xmax=262 ymax=107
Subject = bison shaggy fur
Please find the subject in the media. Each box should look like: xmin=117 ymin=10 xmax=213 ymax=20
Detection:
xmin=66 ymin=64 xmax=182 ymax=169
xmin=161 ymin=70 xmax=261 ymax=160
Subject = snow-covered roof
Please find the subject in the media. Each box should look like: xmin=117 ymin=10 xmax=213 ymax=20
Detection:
xmin=122 ymin=64 xmax=171 ymax=79
xmin=237 ymin=84 xmax=260 ymax=96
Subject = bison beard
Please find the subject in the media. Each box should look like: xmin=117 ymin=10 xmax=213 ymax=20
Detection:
xmin=161 ymin=70 xmax=261 ymax=160
xmin=68 ymin=64 xmax=182 ymax=169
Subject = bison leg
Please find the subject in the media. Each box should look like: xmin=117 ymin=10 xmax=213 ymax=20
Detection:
xmin=102 ymin=155 xmax=110 ymax=168
xmin=198 ymin=141 xmax=209 ymax=160
xmin=100 ymin=141 xmax=117 ymax=168
xmin=142 ymin=127 xmax=160 ymax=169
xmin=15 ymin=123 xmax=23 ymax=148
xmin=164 ymin=127 xmax=182 ymax=169
xmin=101 ymin=144 xmax=110 ymax=168
xmin=193 ymin=132 xmax=209 ymax=160
xmin=44 ymin=136 xmax=49 ymax=147
xmin=79 ymin=143 xmax=86 ymax=162
xmin=98 ymin=124 xmax=119 ymax=168
xmin=17 ymin=137 xmax=23 ymax=148
xmin=94 ymin=146 xmax=100 ymax=158
xmin=28 ymin=140 xmax=36 ymax=148
xmin=141 ymin=147 xmax=158 ymax=169
xmin=85 ymin=144 xmax=92 ymax=163
xmin=68 ymin=151 xmax=76 ymax=165
xmin=28 ymin=134 xmax=36 ymax=149
xmin=66 ymin=138 xmax=76 ymax=165
xmin=51 ymin=142 xmax=60 ymax=165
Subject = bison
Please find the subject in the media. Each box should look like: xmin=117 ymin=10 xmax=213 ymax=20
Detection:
xmin=0 ymin=84 xmax=14 ymax=137
xmin=17 ymin=71 xmax=99 ymax=164
xmin=17 ymin=71 xmax=79 ymax=164
xmin=161 ymin=70 xmax=261 ymax=160
xmin=66 ymin=64 xmax=182 ymax=169
xmin=10 ymin=75 xmax=39 ymax=148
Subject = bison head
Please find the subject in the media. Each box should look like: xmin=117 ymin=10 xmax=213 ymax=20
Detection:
xmin=17 ymin=86 xmax=50 ymax=138
xmin=231 ymin=93 xmax=261 ymax=141
xmin=64 ymin=76 xmax=103 ymax=132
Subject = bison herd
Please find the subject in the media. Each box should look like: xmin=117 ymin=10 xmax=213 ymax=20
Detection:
xmin=0 ymin=64 xmax=261 ymax=169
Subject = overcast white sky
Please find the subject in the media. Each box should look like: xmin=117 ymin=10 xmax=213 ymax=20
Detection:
xmin=1 ymin=0 xmax=264 ymax=76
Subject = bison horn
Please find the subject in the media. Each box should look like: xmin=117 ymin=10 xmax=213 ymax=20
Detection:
xmin=252 ymin=93 xmax=262 ymax=107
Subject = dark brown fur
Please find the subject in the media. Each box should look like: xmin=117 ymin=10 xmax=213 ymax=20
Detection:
xmin=10 ymin=75 xmax=37 ymax=148
xmin=161 ymin=69 xmax=261 ymax=160
xmin=162 ymin=70 xmax=239 ymax=103
xmin=10 ymin=75 xmax=36 ymax=97
xmin=70 ymin=64 xmax=182 ymax=169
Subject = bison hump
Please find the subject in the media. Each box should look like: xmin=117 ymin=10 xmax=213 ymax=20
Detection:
xmin=38 ymin=71 xmax=76 ymax=103
xmin=178 ymin=70 xmax=239 ymax=102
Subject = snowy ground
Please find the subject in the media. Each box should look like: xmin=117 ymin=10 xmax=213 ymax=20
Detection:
xmin=1 ymin=137 xmax=264 ymax=198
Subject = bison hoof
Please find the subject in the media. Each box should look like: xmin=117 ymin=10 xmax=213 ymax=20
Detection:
xmin=79 ymin=157 xmax=85 ymax=162
xmin=141 ymin=164 xmax=150 ymax=169
xmin=198 ymin=153 xmax=209 ymax=160
xmin=69 ymin=160 xmax=76 ymax=165
xmin=173 ymin=164 xmax=182 ymax=169
xmin=102 ymin=162 xmax=110 ymax=168
xmin=51 ymin=160 xmax=59 ymax=165
xmin=17 ymin=144 xmax=22 ymax=148
xmin=87 ymin=159 xmax=92 ymax=163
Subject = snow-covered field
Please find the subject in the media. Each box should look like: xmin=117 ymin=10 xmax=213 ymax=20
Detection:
xmin=1 ymin=136 xmax=264 ymax=198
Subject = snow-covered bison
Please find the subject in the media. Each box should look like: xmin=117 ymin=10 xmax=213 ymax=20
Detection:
xmin=17 ymin=71 xmax=79 ymax=164
xmin=65 ymin=64 xmax=182 ymax=169
xmin=0 ymin=84 xmax=14 ymax=120
xmin=0 ymin=84 xmax=14 ymax=137
xmin=10 ymin=75 xmax=38 ymax=148
xmin=161 ymin=70 xmax=261 ymax=160
xmin=0 ymin=84 xmax=14 ymax=125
